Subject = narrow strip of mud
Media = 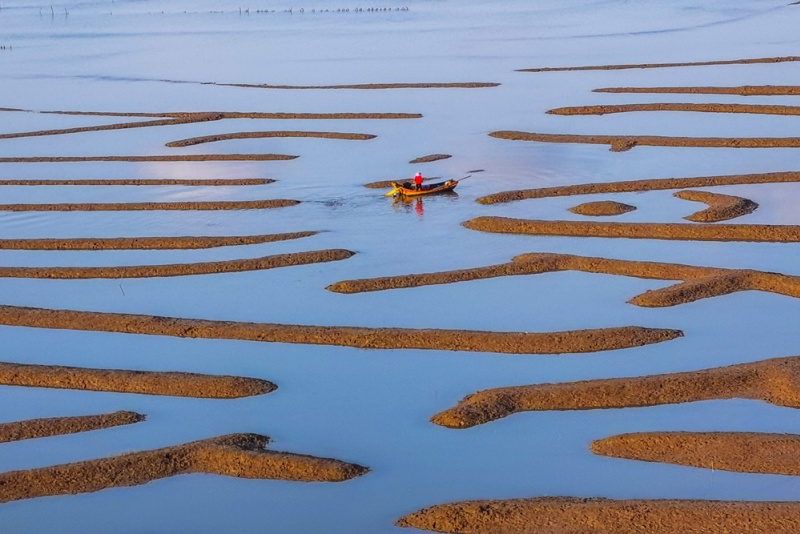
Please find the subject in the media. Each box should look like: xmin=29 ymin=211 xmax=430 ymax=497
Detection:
xmin=166 ymin=131 xmax=376 ymax=147
xmin=430 ymin=355 xmax=800 ymax=428
xmin=517 ymin=55 xmax=800 ymax=72
xmin=397 ymin=497 xmax=800 ymax=533
xmin=674 ymin=190 xmax=758 ymax=222
xmin=212 ymin=82 xmax=499 ymax=90
xmin=489 ymin=130 xmax=800 ymax=151
xmin=409 ymin=154 xmax=451 ymax=164
xmin=0 ymin=361 xmax=275 ymax=398
xmin=0 ymin=155 xmax=298 ymax=163
xmin=0 ymin=232 xmax=318 ymax=250
xmin=0 ymin=433 xmax=367 ymax=502
xmin=463 ymin=216 xmax=800 ymax=242
xmin=548 ymin=103 xmax=800 ymax=116
xmin=569 ymin=201 xmax=636 ymax=216
xmin=0 ymin=199 xmax=299 ymax=211
xmin=0 ymin=249 xmax=354 ymax=279
xmin=592 ymin=432 xmax=800 ymax=476
xmin=13 ymin=109 xmax=422 ymax=120
xmin=477 ymin=170 xmax=800 ymax=204
xmin=594 ymin=86 xmax=800 ymax=96
xmin=0 ymin=411 xmax=144 ymax=443
xmin=0 ymin=305 xmax=681 ymax=355
xmin=0 ymin=178 xmax=273 ymax=186
xmin=0 ymin=118 xmax=200 ymax=141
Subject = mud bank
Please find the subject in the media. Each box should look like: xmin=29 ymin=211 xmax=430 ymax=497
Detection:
xmin=0 ymin=155 xmax=298 ymax=163
xmin=21 ymin=109 xmax=422 ymax=120
xmin=212 ymin=82 xmax=499 ymax=90
xmin=409 ymin=154 xmax=451 ymax=164
xmin=593 ymin=432 xmax=800 ymax=476
xmin=548 ymin=102 xmax=800 ymax=116
xmin=0 ymin=305 xmax=680 ymax=355
xmin=0 ymin=249 xmax=354 ymax=279
xmin=463 ymin=216 xmax=800 ymax=243
xmin=0 ymin=178 xmax=273 ymax=186
xmin=517 ymin=55 xmax=800 ymax=72
xmin=0 ymin=433 xmax=367 ymax=503
xmin=0 ymin=199 xmax=299 ymax=211
xmin=397 ymin=497 xmax=800 ymax=533
xmin=569 ymin=200 xmax=636 ymax=216
xmin=0 ymin=361 xmax=275 ymax=398
xmin=431 ymin=355 xmax=800 ymax=428
xmin=0 ymin=411 xmax=144 ymax=443
xmin=166 ymin=131 xmax=376 ymax=147
xmin=595 ymin=85 xmax=800 ymax=96
xmin=0 ymin=232 xmax=317 ymax=250
xmin=674 ymin=190 xmax=757 ymax=222
xmin=489 ymin=130 xmax=800 ymax=151
xmin=477 ymin=170 xmax=800 ymax=204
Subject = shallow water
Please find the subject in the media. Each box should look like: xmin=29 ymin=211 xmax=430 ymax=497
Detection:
xmin=2 ymin=1 xmax=800 ymax=532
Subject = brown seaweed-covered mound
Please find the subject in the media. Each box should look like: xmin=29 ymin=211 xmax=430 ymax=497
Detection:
xmin=327 ymin=251 xmax=800 ymax=308
xmin=0 ymin=411 xmax=145 ymax=443
xmin=0 ymin=249 xmax=354 ymax=279
xmin=409 ymin=154 xmax=452 ymax=164
xmin=0 ymin=232 xmax=317 ymax=251
xmin=477 ymin=170 xmax=800 ymax=204
xmin=0 ymin=199 xmax=299 ymax=211
xmin=0 ymin=433 xmax=367 ymax=503
xmin=489 ymin=130 xmax=800 ymax=152
xmin=592 ymin=432 xmax=800 ymax=476
xmin=0 ymin=305 xmax=681 ymax=355
xmin=569 ymin=200 xmax=636 ymax=216
xmin=0 ymin=361 xmax=275 ymax=398
xmin=517 ymin=55 xmax=800 ymax=72
xmin=595 ymin=85 xmax=800 ymax=96
xmin=0 ymin=178 xmax=274 ymax=186
xmin=431 ymin=355 xmax=800 ymax=429
xmin=0 ymin=155 xmax=298 ymax=163
xmin=397 ymin=497 xmax=800 ymax=533
xmin=548 ymin=102 xmax=800 ymax=116
xmin=463 ymin=216 xmax=800 ymax=242
xmin=674 ymin=190 xmax=758 ymax=222
xmin=166 ymin=131 xmax=376 ymax=148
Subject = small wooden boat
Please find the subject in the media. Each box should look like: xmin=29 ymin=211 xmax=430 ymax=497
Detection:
xmin=386 ymin=178 xmax=458 ymax=197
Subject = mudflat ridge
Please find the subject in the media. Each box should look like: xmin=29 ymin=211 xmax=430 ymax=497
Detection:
xmin=166 ymin=131 xmax=376 ymax=147
xmin=0 ymin=232 xmax=317 ymax=250
xmin=0 ymin=199 xmax=299 ymax=211
xmin=518 ymin=55 xmax=800 ymax=72
xmin=0 ymin=411 xmax=145 ymax=443
xmin=0 ymin=178 xmax=273 ymax=186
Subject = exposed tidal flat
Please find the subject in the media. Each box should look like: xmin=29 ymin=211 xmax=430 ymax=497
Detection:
xmin=2 ymin=0 xmax=800 ymax=532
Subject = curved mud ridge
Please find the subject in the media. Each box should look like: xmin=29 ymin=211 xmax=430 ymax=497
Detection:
xmin=0 ymin=411 xmax=145 ymax=443
xmin=0 ymin=199 xmax=299 ymax=211
xmin=0 ymin=249 xmax=354 ymax=279
xmin=517 ymin=55 xmax=800 ymax=72
xmin=674 ymin=190 xmax=758 ymax=222
xmin=0 ymin=232 xmax=317 ymax=250
xmin=13 ymin=109 xmax=422 ymax=120
xmin=397 ymin=497 xmax=800 ymax=533
xmin=593 ymin=431 xmax=800 ymax=476
xmin=548 ymin=102 xmax=800 ymax=116
xmin=569 ymin=200 xmax=636 ymax=216
xmin=327 ymin=252 xmax=800 ymax=308
xmin=0 ymin=305 xmax=681 ymax=355
xmin=0 ymin=361 xmax=275 ymax=398
xmin=595 ymin=85 xmax=800 ymax=96
xmin=212 ymin=82 xmax=499 ymax=90
xmin=477 ymin=170 xmax=800 ymax=204
xmin=409 ymin=154 xmax=451 ymax=164
xmin=463 ymin=216 xmax=800 ymax=243
xmin=431 ymin=355 xmax=800 ymax=429
xmin=166 ymin=131 xmax=376 ymax=148
xmin=489 ymin=130 xmax=800 ymax=152
xmin=0 ymin=155 xmax=298 ymax=163
xmin=0 ymin=178 xmax=274 ymax=186
xmin=0 ymin=433 xmax=367 ymax=503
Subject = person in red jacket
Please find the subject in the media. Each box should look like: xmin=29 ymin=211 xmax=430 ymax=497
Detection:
xmin=414 ymin=172 xmax=423 ymax=191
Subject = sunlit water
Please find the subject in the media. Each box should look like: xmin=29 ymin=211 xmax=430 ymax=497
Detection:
xmin=2 ymin=1 xmax=800 ymax=532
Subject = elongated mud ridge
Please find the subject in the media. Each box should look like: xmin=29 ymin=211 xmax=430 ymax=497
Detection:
xmin=593 ymin=432 xmax=800 ymax=476
xmin=211 ymin=82 xmax=499 ymax=90
xmin=431 ymin=355 xmax=800 ymax=429
xmin=0 ymin=199 xmax=299 ymax=211
xmin=517 ymin=55 xmax=800 ymax=72
xmin=463 ymin=216 xmax=800 ymax=243
xmin=397 ymin=497 xmax=800 ymax=533
xmin=595 ymin=85 xmax=800 ymax=96
xmin=0 ymin=305 xmax=681 ymax=355
xmin=477 ymin=170 xmax=800 ymax=204
xmin=548 ymin=102 xmax=800 ymax=116
xmin=0 ymin=411 xmax=144 ymax=443
xmin=0 ymin=433 xmax=367 ymax=503
xmin=674 ymin=190 xmax=758 ymax=222
xmin=489 ymin=130 xmax=800 ymax=152
xmin=0 ymin=117 xmax=204 ymax=141
xmin=0 ymin=249 xmax=354 ymax=279
xmin=409 ymin=154 xmax=451 ymax=164
xmin=569 ymin=200 xmax=636 ymax=216
xmin=0 ymin=178 xmax=274 ymax=186
xmin=0 ymin=154 xmax=298 ymax=163
xmin=0 ymin=361 xmax=275 ymax=398
xmin=0 ymin=232 xmax=318 ymax=251
xmin=9 ymin=109 xmax=422 ymax=120
xmin=166 ymin=131 xmax=376 ymax=148
xmin=328 ymin=252 xmax=800 ymax=307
